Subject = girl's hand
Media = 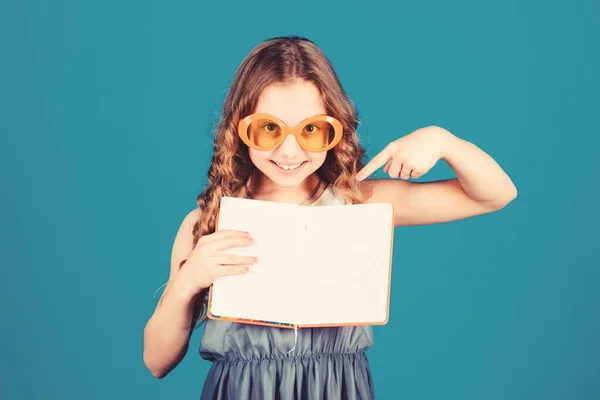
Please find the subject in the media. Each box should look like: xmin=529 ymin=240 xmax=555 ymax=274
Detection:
xmin=356 ymin=126 xmax=452 ymax=181
xmin=177 ymin=230 xmax=257 ymax=295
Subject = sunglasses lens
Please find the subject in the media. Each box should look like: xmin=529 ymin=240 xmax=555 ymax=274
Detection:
xmin=247 ymin=118 xmax=282 ymax=148
xmin=299 ymin=120 xmax=336 ymax=151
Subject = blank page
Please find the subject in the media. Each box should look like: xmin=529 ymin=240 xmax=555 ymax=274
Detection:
xmin=299 ymin=203 xmax=393 ymax=325
xmin=209 ymin=197 xmax=304 ymax=325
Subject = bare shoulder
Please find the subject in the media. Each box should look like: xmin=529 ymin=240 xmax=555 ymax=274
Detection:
xmin=362 ymin=178 xmax=504 ymax=226
xmin=168 ymin=208 xmax=201 ymax=280
xmin=182 ymin=208 xmax=202 ymax=230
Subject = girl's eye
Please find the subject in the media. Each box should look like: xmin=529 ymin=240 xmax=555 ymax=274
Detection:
xmin=305 ymin=124 xmax=318 ymax=133
xmin=264 ymin=123 xmax=277 ymax=132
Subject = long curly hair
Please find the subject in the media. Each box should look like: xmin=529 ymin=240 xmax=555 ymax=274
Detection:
xmin=185 ymin=35 xmax=372 ymax=329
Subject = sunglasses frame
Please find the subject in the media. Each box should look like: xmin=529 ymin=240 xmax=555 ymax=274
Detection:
xmin=237 ymin=113 xmax=343 ymax=152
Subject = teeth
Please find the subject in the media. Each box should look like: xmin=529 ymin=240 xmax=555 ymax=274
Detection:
xmin=274 ymin=162 xmax=303 ymax=170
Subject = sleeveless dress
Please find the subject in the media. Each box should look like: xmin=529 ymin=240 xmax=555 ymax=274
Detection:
xmin=198 ymin=184 xmax=376 ymax=399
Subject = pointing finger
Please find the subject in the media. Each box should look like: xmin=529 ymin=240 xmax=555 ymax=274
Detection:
xmin=356 ymin=146 xmax=393 ymax=181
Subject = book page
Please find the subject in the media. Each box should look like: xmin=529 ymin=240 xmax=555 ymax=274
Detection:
xmin=299 ymin=203 xmax=393 ymax=326
xmin=209 ymin=197 xmax=305 ymax=325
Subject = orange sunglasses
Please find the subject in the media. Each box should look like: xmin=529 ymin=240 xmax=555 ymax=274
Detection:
xmin=238 ymin=113 xmax=343 ymax=152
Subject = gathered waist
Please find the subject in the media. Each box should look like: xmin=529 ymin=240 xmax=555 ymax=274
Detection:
xmin=211 ymin=350 xmax=368 ymax=364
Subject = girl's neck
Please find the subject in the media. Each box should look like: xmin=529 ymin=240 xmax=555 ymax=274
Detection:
xmin=247 ymin=172 xmax=324 ymax=204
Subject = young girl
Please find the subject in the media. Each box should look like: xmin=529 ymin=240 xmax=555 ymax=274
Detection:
xmin=143 ymin=36 xmax=517 ymax=399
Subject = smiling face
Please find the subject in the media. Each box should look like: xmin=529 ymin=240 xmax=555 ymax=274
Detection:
xmin=247 ymin=79 xmax=328 ymax=191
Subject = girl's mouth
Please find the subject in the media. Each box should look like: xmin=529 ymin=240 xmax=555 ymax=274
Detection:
xmin=270 ymin=160 xmax=308 ymax=173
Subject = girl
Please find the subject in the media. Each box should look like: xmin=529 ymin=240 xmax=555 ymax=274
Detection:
xmin=143 ymin=36 xmax=517 ymax=399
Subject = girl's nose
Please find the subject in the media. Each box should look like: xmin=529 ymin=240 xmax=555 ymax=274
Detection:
xmin=277 ymin=134 xmax=303 ymax=157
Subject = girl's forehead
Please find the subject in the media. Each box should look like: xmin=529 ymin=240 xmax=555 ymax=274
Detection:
xmin=254 ymin=80 xmax=326 ymax=126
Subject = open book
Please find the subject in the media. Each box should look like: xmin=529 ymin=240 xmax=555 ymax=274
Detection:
xmin=207 ymin=196 xmax=394 ymax=329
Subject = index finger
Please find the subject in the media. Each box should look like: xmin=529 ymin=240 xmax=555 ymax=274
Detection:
xmin=356 ymin=147 xmax=393 ymax=181
xmin=209 ymin=235 xmax=255 ymax=253
xmin=201 ymin=229 xmax=250 ymax=245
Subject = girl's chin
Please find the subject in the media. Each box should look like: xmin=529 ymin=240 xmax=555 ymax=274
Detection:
xmin=264 ymin=172 xmax=312 ymax=188
xmin=269 ymin=175 xmax=308 ymax=188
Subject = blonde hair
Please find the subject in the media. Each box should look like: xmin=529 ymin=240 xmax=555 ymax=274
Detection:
xmin=185 ymin=36 xmax=372 ymax=328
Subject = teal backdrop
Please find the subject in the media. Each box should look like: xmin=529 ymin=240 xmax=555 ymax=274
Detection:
xmin=1 ymin=0 xmax=598 ymax=399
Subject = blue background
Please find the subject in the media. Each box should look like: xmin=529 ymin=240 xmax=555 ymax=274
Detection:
xmin=1 ymin=0 xmax=598 ymax=399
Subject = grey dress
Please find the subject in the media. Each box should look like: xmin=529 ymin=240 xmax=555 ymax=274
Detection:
xmin=198 ymin=186 xmax=376 ymax=399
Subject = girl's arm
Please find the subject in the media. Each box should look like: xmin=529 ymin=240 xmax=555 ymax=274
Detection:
xmin=436 ymin=130 xmax=517 ymax=205
xmin=359 ymin=127 xmax=517 ymax=226
xmin=143 ymin=210 xmax=200 ymax=379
